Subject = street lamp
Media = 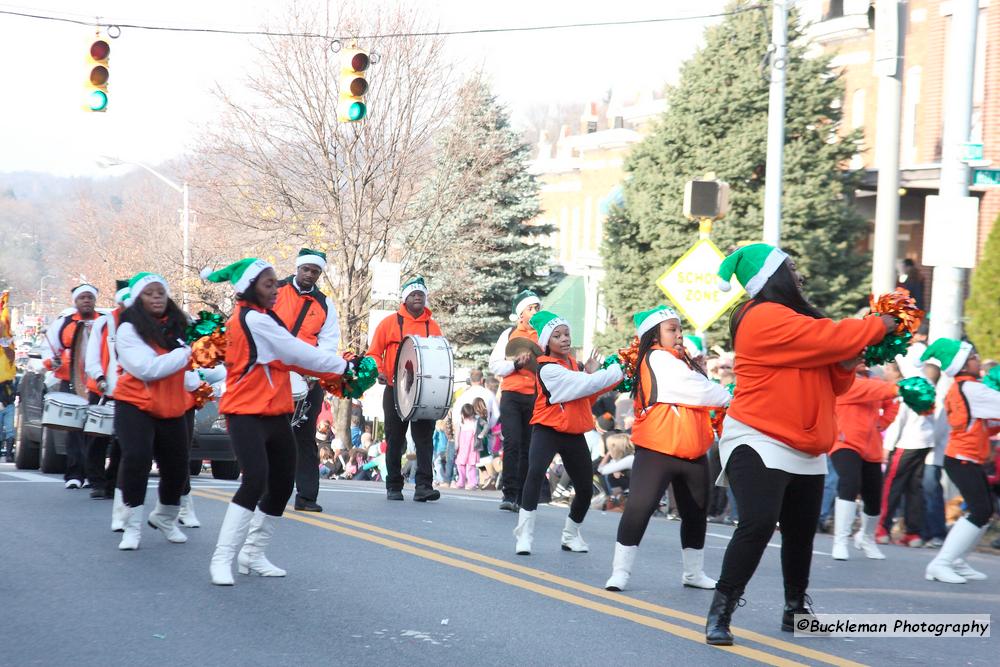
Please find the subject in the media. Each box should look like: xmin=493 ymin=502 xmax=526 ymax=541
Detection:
xmin=39 ymin=275 xmax=56 ymax=321
xmin=97 ymin=156 xmax=191 ymax=309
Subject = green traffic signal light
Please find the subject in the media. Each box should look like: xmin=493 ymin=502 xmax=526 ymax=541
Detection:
xmin=348 ymin=101 xmax=366 ymax=121
xmin=88 ymin=90 xmax=108 ymax=112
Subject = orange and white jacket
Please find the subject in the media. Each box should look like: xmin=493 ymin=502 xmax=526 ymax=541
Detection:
xmin=943 ymin=374 xmax=1000 ymax=464
xmin=114 ymin=322 xmax=192 ymax=419
xmin=84 ymin=307 xmax=124 ymax=397
xmin=830 ymin=376 xmax=899 ymax=463
xmin=273 ymin=277 xmax=340 ymax=351
xmin=631 ymin=346 xmax=731 ymax=460
xmin=531 ymin=355 xmax=622 ymax=434
xmin=488 ymin=323 xmax=540 ymax=396
xmin=727 ymin=301 xmax=886 ymax=456
xmin=367 ymin=305 xmax=442 ymax=387
xmin=42 ymin=310 xmax=100 ymax=382
xmin=220 ymin=303 xmax=347 ymax=416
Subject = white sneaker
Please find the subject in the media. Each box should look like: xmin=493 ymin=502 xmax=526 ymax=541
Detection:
xmin=65 ymin=479 xmax=82 ymax=489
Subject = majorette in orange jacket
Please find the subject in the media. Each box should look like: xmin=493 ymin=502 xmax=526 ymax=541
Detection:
xmin=367 ymin=305 xmax=442 ymax=387
xmin=531 ymin=355 xmax=623 ymax=434
xmin=43 ymin=310 xmax=100 ymax=382
xmin=85 ymin=308 xmax=124 ymax=397
xmin=727 ymin=301 xmax=887 ymax=456
xmin=273 ymin=276 xmax=340 ymax=350
xmin=113 ymin=321 xmax=191 ymax=420
xmin=488 ymin=322 xmax=540 ymax=395
xmin=220 ymin=302 xmax=346 ymax=417
xmin=943 ymin=374 xmax=1000 ymax=464
xmin=631 ymin=345 xmax=731 ymax=460
xmin=831 ymin=376 xmax=899 ymax=463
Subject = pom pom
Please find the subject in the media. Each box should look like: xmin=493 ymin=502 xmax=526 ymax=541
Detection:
xmin=185 ymin=311 xmax=226 ymax=344
xmin=199 ymin=267 xmax=213 ymax=281
xmin=897 ymin=376 xmax=936 ymax=415
xmin=509 ymin=313 xmax=518 ymax=322
xmin=863 ymin=290 xmax=925 ymax=367
xmin=718 ymin=279 xmax=731 ymax=292
xmin=983 ymin=366 xmax=1000 ymax=393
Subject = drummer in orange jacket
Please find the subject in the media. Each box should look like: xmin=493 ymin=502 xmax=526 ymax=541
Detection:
xmin=367 ymin=276 xmax=444 ymax=502
xmin=829 ymin=370 xmax=899 ymax=561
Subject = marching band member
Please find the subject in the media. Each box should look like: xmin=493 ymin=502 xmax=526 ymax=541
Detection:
xmin=201 ymin=259 xmax=348 ymax=585
xmin=113 ymin=273 xmax=193 ymax=551
xmin=704 ymin=244 xmax=892 ymax=646
xmin=488 ymin=289 xmax=542 ymax=512
xmin=368 ymin=276 xmax=444 ymax=503
xmin=513 ymin=310 xmax=622 ymax=555
xmin=273 ymin=248 xmax=341 ymax=513
xmin=922 ymin=339 xmax=1000 ymax=584
xmin=42 ymin=283 xmax=101 ymax=490
xmin=84 ymin=280 xmax=128 ymax=515
xmin=605 ymin=306 xmax=730 ymax=592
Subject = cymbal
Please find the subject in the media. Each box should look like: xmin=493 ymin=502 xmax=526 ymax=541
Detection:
xmin=505 ymin=337 xmax=543 ymax=371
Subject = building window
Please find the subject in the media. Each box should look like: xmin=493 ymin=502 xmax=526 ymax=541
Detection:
xmin=825 ymin=0 xmax=845 ymax=21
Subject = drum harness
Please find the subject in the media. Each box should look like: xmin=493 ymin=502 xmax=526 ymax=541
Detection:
xmin=287 ymin=289 xmax=328 ymax=428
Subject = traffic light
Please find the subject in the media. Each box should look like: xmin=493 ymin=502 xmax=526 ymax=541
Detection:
xmin=84 ymin=36 xmax=110 ymax=112
xmin=337 ymin=48 xmax=369 ymax=122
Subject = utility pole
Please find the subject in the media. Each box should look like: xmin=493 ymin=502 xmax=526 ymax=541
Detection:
xmin=762 ymin=0 xmax=787 ymax=246
xmin=871 ymin=0 xmax=907 ymax=297
xmin=928 ymin=0 xmax=979 ymax=342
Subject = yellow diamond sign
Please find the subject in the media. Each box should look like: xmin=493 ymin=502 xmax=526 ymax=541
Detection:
xmin=655 ymin=239 xmax=745 ymax=332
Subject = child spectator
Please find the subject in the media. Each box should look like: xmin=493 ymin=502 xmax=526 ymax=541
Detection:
xmin=455 ymin=403 xmax=480 ymax=489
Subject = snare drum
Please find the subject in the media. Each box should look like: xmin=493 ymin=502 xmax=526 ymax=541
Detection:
xmin=289 ymin=372 xmax=309 ymax=427
xmin=84 ymin=402 xmax=115 ymax=437
xmin=393 ymin=335 xmax=454 ymax=421
xmin=42 ymin=392 xmax=90 ymax=431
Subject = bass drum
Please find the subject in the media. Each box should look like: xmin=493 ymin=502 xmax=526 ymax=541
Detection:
xmin=393 ymin=335 xmax=454 ymax=422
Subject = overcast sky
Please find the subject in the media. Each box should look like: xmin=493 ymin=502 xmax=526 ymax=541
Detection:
xmin=0 ymin=0 xmax=728 ymax=176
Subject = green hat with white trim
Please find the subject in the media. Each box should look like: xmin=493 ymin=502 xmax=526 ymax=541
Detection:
xmin=114 ymin=279 xmax=130 ymax=305
xmin=128 ymin=273 xmax=170 ymax=301
xmin=200 ymin=258 xmax=273 ymax=295
xmin=633 ymin=305 xmax=680 ymax=338
xmin=920 ymin=338 xmax=974 ymax=377
xmin=296 ymin=248 xmax=327 ymax=270
xmin=400 ymin=276 xmax=428 ymax=301
xmin=530 ymin=310 xmax=569 ymax=350
xmin=684 ymin=334 xmax=706 ymax=359
xmin=717 ymin=243 xmax=788 ymax=297
xmin=510 ymin=289 xmax=541 ymax=322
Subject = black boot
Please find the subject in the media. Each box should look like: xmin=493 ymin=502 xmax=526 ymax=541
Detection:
xmin=781 ymin=588 xmax=814 ymax=632
xmin=705 ymin=588 xmax=743 ymax=645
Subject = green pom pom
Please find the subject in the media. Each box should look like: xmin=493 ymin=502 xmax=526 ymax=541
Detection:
xmin=983 ymin=366 xmax=1000 ymax=393
xmin=343 ymin=356 xmax=378 ymax=399
xmin=601 ymin=354 xmax=633 ymax=392
xmin=864 ymin=331 xmax=912 ymax=366
xmin=725 ymin=382 xmax=736 ymax=397
xmin=897 ymin=376 xmax=936 ymax=414
xmin=185 ymin=311 xmax=226 ymax=343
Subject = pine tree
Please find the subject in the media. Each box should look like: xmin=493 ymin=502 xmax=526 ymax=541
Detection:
xmin=965 ymin=214 xmax=1000 ymax=358
xmin=414 ymin=79 xmax=554 ymax=364
xmin=599 ymin=2 xmax=868 ymax=348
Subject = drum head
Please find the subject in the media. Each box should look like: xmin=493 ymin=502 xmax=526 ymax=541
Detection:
xmin=45 ymin=392 xmax=89 ymax=407
xmin=393 ymin=337 xmax=419 ymax=420
xmin=289 ymin=372 xmax=308 ymax=401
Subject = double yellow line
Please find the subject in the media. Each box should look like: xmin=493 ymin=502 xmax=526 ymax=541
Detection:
xmin=194 ymin=488 xmax=865 ymax=667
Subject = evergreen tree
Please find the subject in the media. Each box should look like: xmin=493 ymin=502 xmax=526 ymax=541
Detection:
xmin=599 ymin=2 xmax=868 ymax=348
xmin=965 ymin=214 xmax=1000 ymax=358
xmin=413 ymin=78 xmax=554 ymax=363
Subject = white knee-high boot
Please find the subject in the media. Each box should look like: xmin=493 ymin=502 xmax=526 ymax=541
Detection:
xmin=926 ymin=518 xmax=984 ymax=584
xmin=605 ymin=542 xmax=638 ymax=591
xmin=513 ymin=509 xmax=535 ymax=555
xmin=681 ymin=548 xmax=717 ymax=589
xmin=111 ymin=488 xmax=127 ymax=532
xmin=238 ymin=509 xmax=286 ymax=577
xmin=210 ymin=503 xmax=254 ymax=586
xmin=832 ymin=499 xmax=855 ymax=561
xmin=178 ymin=494 xmax=201 ymax=528
xmin=561 ymin=516 xmax=589 ymax=553
xmin=853 ymin=512 xmax=886 ymax=559
xmin=118 ymin=505 xmax=144 ymax=550
xmin=147 ymin=502 xmax=187 ymax=543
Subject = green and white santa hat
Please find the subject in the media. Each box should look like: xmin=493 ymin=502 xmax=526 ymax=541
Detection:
xmin=530 ymin=310 xmax=569 ymax=350
xmin=129 ymin=272 xmax=170 ymax=300
xmin=71 ymin=283 xmax=98 ymax=301
xmin=200 ymin=258 xmax=273 ymax=294
xmin=400 ymin=276 xmax=428 ymax=301
xmin=510 ymin=289 xmax=541 ymax=322
xmin=296 ymin=247 xmax=327 ymax=270
xmin=684 ymin=334 xmax=706 ymax=359
xmin=114 ymin=279 xmax=130 ymax=305
xmin=633 ymin=305 xmax=680 ymax=338
xmin=717 ymin=242 xmax=788 ymax=297
xmin=920 ymin=337 xmax=974 ymax=377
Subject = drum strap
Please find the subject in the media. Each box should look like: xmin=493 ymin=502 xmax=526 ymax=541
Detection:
xmin=396 ymin=314 xmax=430 ymax=340
xmin=289 ymin=299 xmax=313 ymax=337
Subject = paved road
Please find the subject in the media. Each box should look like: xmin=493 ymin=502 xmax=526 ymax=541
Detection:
xmin=2 ymin=462 xmax=996 ymax=666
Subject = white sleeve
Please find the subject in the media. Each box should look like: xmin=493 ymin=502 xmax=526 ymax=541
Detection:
xmin=184 ymin=370 xmax=202 ymax=392
xmin=488 ymin=328 xmax=516 ymax=377
xmin=539 ymin=362 xmax=622 ymax=404
xmin=648 ymin=350 xmax=731 ymax=407
xmin=42 ymin=316 xmax=67 ymax=363
xmin=882 ymin=404 xmax=907 ymax=450
xmin=598 ymin=454 xmax=634 ymax=475
xmin=85 ymin=317 xmax=108 ymax=381
xmin=198 ymin=364 xmax=227 ymax=385
xmin=316 ymin=296 xmax=341 ymax=353
xmin=962 ymin=382 xmax=1000 ymax=420
xmin=246 ymin=310 xmax=347 ymax=375
xmin=116 ymin=323 xmax=192 ymax=382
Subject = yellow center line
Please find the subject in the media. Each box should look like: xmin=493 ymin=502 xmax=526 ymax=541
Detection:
xmin=193 ymin=489 xmax=801 ymax=667
xmin=195 ymin=489 xmax=865 ymax=667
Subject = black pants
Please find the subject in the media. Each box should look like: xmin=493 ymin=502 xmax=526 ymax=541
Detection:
xmin=707 ymin=443 xmax=728 ymax=516
xmin=293 ymin=382 xmax=324 ymax=504
xmin=616 ymin=448 xmax=709 ymax=549
xmin=716 ymin=445 xmax=824 ymax=596
xmin=58 ymin=381 xmax=87 ymax=482
xmin=831 ymin=449 xmax=882 ymax=515
xmin=881 ymin=448 xmax=929 ymax=535
xmin=82 ymin=392 xmax=113 ymax=490
xmin=115 ymin=401 xmax=189 ymax=508
xmin=382 ymin=387 xmax=434 ymax=491
xmin=520 ymin=425 xmax=593 ymax=523
xmin=183 ymin=408 xmax=195 ymax=496
xmin=228 ymin=414 xmax=296 ymax=516
xmin=499 ymin=391 xmax=534 ymax=503
xmin=943 ymin=456 xmax=993 ymax=527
